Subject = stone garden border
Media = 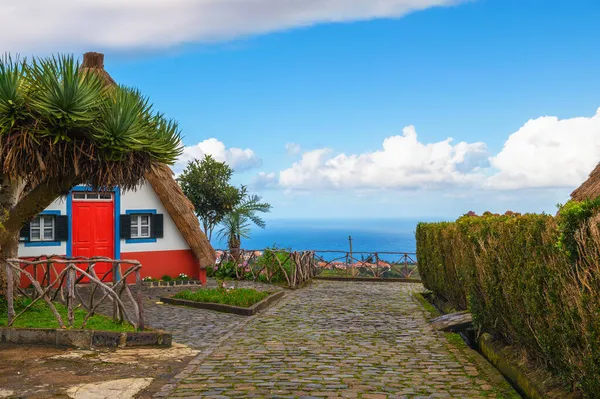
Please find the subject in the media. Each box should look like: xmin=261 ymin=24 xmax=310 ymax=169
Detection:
xmin=144 ymin=280 xmax=202 ymax=288
xmin=160 ymin=290 xmax=285 ymax=316
xmin=0 ymin=327 xmax=172 ymax=349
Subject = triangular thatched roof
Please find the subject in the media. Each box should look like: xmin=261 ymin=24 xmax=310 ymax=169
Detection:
xmin=82 ymin=52 xmax=216 ymax=267
xmin=571 ymin=163 xmax=600 ymax=202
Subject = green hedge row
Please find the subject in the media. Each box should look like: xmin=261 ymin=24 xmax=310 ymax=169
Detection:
xmin=416 ymin=205 xmax=600 ymax=396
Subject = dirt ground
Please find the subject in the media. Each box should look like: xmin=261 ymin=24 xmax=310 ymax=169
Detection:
xmin=0 ymin=343 xmax=197 ymax=398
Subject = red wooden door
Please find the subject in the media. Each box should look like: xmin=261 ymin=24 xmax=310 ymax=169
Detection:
xmin=72 ymin=195 xmax=115 ymax=281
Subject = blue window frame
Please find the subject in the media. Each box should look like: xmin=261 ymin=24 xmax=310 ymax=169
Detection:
xmin=125 ymin=209 xmax=157 ymax=244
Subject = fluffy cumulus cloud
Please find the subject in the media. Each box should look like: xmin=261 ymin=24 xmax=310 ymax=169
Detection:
xmin=278 ymin=126 xmax=489 ymax=190
xmin=4 ymin=0 xmax=468 ymax=52
xmin=263 ymin=109 xmax=600 ymax=192
xmin=487 ymin=108 xmax=600 ymax=189
xmin=175 ymin=138 xmax=261 ymax=173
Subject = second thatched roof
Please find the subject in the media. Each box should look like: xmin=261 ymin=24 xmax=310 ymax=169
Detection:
xmin=571 ymin=163 xmax=600 ymax=202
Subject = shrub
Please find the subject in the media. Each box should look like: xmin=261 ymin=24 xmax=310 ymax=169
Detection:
xmin=416 ymin=207 xmax=600 ymax=396
xmin=161 ymin=275 xmax=172 ymax=282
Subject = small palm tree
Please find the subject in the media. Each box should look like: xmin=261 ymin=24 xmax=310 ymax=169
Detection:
xmin=217 ymin=186 xmax=271 ymax=261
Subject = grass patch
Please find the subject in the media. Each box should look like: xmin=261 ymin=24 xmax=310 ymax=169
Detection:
xmin=0 ymin=297 xmax=135 ymax=332
xmin=173 ymin=288 xmax=271 ymax=308
xmin=413 ymin=292 xmax=441 ymax=318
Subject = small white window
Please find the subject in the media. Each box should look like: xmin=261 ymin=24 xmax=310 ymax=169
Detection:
xmin=131 ymin=214 xmax=151 ymax=238
xmin=30 ymin=215 xmax=55 ymax=242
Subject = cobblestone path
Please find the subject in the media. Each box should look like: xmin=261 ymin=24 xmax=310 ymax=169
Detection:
xmin=143 ymin=281 xmax=271 ymax=349
xmin=157 ymin=281 xmax=520 ymax=399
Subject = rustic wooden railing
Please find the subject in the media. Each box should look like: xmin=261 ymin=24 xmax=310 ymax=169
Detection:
xmin=5 ymin=256 xmax=145 ymax=330
xmin=312 ymin=251 xmax=418 ymax=279
xmin=214 ymin=249 xmax=419 ymax=286
xmin=215 ymin=249 xmax=315 ymax=288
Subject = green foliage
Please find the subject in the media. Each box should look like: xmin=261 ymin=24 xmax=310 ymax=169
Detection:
xmin=556 ymin=197 xmax=600 ymax=261
xmin=178 ymin=155 xmax=241 ymax=240
xmin=0 ymin=297 xmax=134 ymax=331
xmin=161 ymin=275 xmax=172 ymax=282
xmin=173 ymin=288 xmax=270 ymax=308
xmin=213 ymin=261 xmax=238 ymax=280
xmin=216 ymin=185 xmax=272 ymax=250
xmin=416 ymin=208 xmax=600 ymax=396
xmin=0 ymin=54 xmax=182 ymax=165
xmin=255 ymin=246 xmax=292 ymax=284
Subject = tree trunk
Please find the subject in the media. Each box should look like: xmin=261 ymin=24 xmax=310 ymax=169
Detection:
xmin=229 ymin=235 xmax=241 ymax=264
xmin=0 ymin=175 xmax=78 ymax=297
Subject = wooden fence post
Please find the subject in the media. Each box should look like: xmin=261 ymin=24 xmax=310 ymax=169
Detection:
xmin=135 ymin=268 xmax=145 ymax=331
xmin=67 ymin=265 xmax=76 ymax=327
xmin=6 ymin=263 xmax=15 ymax=325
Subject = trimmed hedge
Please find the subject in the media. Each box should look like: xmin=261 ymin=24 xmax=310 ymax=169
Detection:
xmin=417 ymin=207 xmax=600 ymax=397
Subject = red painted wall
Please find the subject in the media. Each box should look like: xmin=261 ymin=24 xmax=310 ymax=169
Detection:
xmin=18 ymin=250 xmax=207 ymax=287
xmin=120 ymin=249 xmax=202 ymax=284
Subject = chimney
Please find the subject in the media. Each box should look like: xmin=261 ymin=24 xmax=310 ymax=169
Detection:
xmin=82 ymin=52 xmax=104 ymax=69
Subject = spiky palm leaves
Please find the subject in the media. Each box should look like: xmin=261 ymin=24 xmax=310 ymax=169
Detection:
xmin=217 ymin=187 xmax=272 ymax=255
xmin=0 ymin=54 xmax=182 ymax=190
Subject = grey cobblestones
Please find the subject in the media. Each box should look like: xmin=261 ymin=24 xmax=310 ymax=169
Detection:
xmin=156 ymin=281 xmax=519 ymax=398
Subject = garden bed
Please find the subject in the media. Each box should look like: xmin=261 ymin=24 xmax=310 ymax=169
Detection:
xmin=160 ymin=288 xmax=284 ymax=316
xmin=0 ymin=299 xmax=171 ymax=349
xmin=1 ymin=298 xmax=134 ymax=332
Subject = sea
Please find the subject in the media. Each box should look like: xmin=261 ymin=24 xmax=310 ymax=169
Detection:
xmin=209 ymin=218 xmax=443 ymax=257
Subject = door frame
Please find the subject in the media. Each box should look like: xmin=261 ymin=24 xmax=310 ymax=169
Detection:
xmin=66 ymin=186 xmax=121 ymax=260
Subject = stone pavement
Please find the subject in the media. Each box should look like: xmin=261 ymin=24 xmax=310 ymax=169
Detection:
xmin=143 ymin=280 xmax=271 ymax=349
xmin=156 ymin=281 xmax=520 ymax=399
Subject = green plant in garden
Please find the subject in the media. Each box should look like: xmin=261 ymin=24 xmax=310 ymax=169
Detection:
xmin=178 ymin=155 xmax=241 ymax=241
xmin=255 ymin=246 xmax=293 ymax=284
xmin=161 ymin=275 xmax=172 ymax=282
xmin=0 ymin=297 xmax=134 ymax=331
xmin=173 ymin=288 xmax=270 ymax=308
xmin=0 ymin=54 xmax=182 ymax=296
xmin=216 ymin=185 xmax=271 ymax=259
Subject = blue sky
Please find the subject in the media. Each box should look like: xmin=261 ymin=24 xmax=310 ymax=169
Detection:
xmin=7 ymin=0 xmax=600 ymax=219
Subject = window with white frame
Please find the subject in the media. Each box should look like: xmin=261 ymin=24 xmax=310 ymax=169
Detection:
xmin=30 ymin=215 xmax=55 ymax=242
xmin=130 ymin=214 xmax=151 ymax=238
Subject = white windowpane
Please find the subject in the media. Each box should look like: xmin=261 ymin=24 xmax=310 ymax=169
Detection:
xmin=99 ymin=193 xmax=112 ymax=199
xmin=31 ymin=229 xmax=41 ymax=241
xmin=43 ymin=228 xmax=53 ymax=240
xmin=129 ymin=214 xmax=152 ymax=239
xmin=31 ymin=217 xmax=40 ymax=228
xmin=74 ymin=192 xmax=86 ymax=199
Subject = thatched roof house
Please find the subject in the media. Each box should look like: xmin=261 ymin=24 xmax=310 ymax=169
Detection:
xmin=81 ymin=52 xmax=216 ymax=268
xmin=571 ymin=164 xmax=600 ymax=202
xmin=18 ymin=52 xmax=215 ymax=284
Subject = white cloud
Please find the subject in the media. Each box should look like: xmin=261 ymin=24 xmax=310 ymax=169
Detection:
xmin=265 ymin=109 xmax=600 ymax=192
xmin=488 ymin=108 xmax=600 ymax=189
xmin=253 ymin=172 xmax=278 ymax=189
xmin=278 ymin=126 xmax=489 ymax=190
xmin=175 ymin=138 xmax=261 ymax=173
xmin=285 ymin=143 xmax=302 ymax=155
xmin=3 ymin=0 xmax=469 ymax=52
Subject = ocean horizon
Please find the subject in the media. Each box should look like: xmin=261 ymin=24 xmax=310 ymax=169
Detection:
xmin=209 ymin=217 xmax=446 ymax=254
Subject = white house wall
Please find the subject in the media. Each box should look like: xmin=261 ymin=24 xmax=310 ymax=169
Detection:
xmin=120 ymin=181 xmax=190 ymax=253
xmin=18 ymin=180 xmax=192 ymax=258
xmin=18 ymin=198 xmax=67 ymax=257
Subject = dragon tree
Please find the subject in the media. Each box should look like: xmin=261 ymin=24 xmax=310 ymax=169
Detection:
xmin=0 ymin=52 xmax=182 ymax=295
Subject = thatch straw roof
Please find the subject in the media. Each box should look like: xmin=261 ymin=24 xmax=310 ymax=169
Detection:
xmin=571 ymin=163 xmax=600 ymax=202
xmin=82 ymin=52 xmax=216 ymax=268
xmin=145 ymin=164 xmax=216 ymax=267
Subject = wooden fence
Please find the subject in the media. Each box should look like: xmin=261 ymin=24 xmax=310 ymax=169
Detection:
xmin=214 ymin=249 xmax=419 ymax=286
xmin=5 ymin=256 xmax=145 ymax=330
